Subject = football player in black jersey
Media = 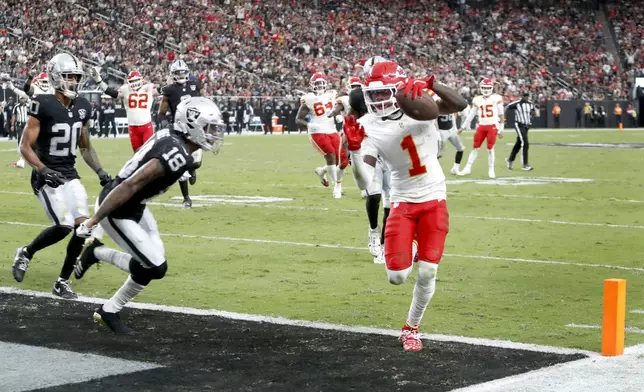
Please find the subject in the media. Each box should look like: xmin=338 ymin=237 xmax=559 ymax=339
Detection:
xmin=13 ymin=53 xmax=111 ymax=299
xmin=158 ymin=60 xmax=203 ymax=208
xmin=74 ymin=97 xmax=224 ymax=333
xmin=437 ymin=113 xmax=465 ymax=174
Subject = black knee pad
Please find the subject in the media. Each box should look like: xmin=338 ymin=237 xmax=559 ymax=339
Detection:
xmin=129 ymin=259 xmax=168 ymax=285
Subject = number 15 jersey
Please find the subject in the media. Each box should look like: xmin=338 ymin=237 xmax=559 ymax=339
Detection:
xmin=102 ymin=128 xmax=195 ymax=220
xmin=28 ymin=94 xmax=92 ymax=184
xmin=358 ymin=113 xmax=446 ymax=203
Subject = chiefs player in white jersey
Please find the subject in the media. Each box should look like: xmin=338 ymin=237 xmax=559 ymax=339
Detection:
xmin=457 ymin=78 xmax=505 ymax=178
xmin=5 ymin=71 xmax=53 ymax=168
xmin=328 ymin=76 xmax=363 ymax=118
xmin=296 ymin=73 xmax=348 ymax=199
xmin=90 ymin=68 xmax=158 ymax=151
xmin=345 ymin=61 xmax=467 ymax=352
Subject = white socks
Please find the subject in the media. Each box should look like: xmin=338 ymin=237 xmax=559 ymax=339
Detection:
xmin=102 ymin=276 xmax=146 ymax=313
xmin=337 ymin=167 xmax=345 ymax=184
xmin=95 ymin=246 xmax=132 ymax=273
xmin=407 ymin=262 xmax=438 ymax=327
xmin=465 ymin=148 xmax=479 ymax=168
xmin=326 ymin=164 xmax=338 ymax=184
xmin=488 ymin=149 xmax=495 ymax=169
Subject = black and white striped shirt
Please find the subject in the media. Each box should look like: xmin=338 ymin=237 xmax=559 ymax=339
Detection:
xmin=12 ymin=103 xmax=28 ymax=124
xmin=506 ymin=99 xmax=535 ymax=126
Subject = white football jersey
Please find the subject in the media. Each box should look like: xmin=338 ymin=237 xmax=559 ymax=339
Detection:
xmin=119 ymin=83 xmax=156 ymax=126
xmin=359 ymin=113 xmax=446 ymax=203
xmin=471 ymin=94 xmax=504 ymax=126
xmin=300 ymin=90 xmax=337 ymax=134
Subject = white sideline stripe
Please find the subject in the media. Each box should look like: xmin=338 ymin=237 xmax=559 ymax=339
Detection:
xmin=630 ymin=310 xmax=644 ymax=314
xmin=0 ymin=286 xmax=594 ymax=356
xmin=1 ymin=190 xmax=639 ymax=229
xmin=2 ymin=188 xmax=644 ymax=205
xmin=566 ymin=324 xmax=644 ymax=334
xmin=2 ymin=220 xmax=644 ymax=273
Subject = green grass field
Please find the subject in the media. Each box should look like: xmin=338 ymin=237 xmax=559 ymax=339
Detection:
xmin=1 ymin=128 xmax=643 ymax=352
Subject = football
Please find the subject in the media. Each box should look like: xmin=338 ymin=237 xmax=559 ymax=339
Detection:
xmin=396 ymin=89 xmax=439 ymax=121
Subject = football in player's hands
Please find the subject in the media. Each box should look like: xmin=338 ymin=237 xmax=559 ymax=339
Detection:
xmin=396 ymin=88 xmax=439 ymax=121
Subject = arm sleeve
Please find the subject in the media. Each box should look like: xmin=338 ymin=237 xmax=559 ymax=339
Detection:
xmin=461 ymin=105 xmax=477 ymax=129
xmin=104 ymin=87 xmax=119 ymax=99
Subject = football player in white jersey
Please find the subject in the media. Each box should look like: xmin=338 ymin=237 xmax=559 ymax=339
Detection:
xmin=328 ymin=76 xmax=363 ymax=119
xmin=296 ymin=73 xmax=348 ymax=199
xmin=344 ymin=61 xmax=467 ymax=352
xmin=90 ymin=68 xmax=159 ymax=152
xmin=457 ymin=78 xmax=505 ymax=178
xmin=5 ymin=71 xmax=53 ymax=168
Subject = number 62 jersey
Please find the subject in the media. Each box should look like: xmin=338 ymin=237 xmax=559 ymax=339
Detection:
xmin=28 ymin=94 xmax=92 ymax=191
xmin=100 ymin=128 xmax=195 ymax=220
xmin=358 ymin=113 xmax=446 ymax=203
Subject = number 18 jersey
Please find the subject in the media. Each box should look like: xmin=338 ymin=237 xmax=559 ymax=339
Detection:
xmin=358 ymin=113 xmax=446 ymax=203
xmin=101 ymin=129 xmax=195 ymax=219
xmin=28 ymin=94 xmax=92 ymax=190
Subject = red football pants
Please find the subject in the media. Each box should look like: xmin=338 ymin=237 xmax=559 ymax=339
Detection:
xmin=384 ymin=200 xmax=449 ymax=271
xmin=309 ymin=133 xmax=348 ymax=169
xmin=129 ymin=122 xmax=154 ymax=152
xmin=473 ymin=124 xmax=498 ymax=150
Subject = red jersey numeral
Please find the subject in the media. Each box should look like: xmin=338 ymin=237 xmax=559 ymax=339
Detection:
xmin=479 ymin=104 xmax=494 ymax=118
xmin=312 ymin=101 xmax=334 ymax=116
xmin=128 ymin=93 xmax=149 ymax=109
xmin=401 ymin=134 xmax=427 ymax=177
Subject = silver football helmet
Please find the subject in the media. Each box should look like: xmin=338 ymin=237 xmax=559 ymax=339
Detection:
xmin=362 ymin=56 xmax=388 ymax=77
xmin=47 ymin=53 xmax=84 ymax=99
xmin=174 ymin=97 xmax=225 ymax=154
xmin=170 ymin=60 xmax=189 ymax=84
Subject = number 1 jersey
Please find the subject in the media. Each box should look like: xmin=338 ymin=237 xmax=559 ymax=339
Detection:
xmin=358 ymin=113 xmax=446 ymax=203
xmin=28 ymin=94 xmax=92 ymax=189
xmin=101 ymin=129 xmax=195 ymax=220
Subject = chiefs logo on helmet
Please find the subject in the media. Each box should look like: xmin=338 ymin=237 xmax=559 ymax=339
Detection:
xmin=362 ymin=61 xmax=407 ymax=117
xmin=33 ymin=72 xmax=50 ymax=92
xmin=347 ymin=76 xmax=362 ymax=91
xmin=310 ymin=73 xmax=327 ymax=95
xmin=127 ymin=70 xmax=144 ymax=91
xmin=480 ymin=78 xmax=494 ymax=97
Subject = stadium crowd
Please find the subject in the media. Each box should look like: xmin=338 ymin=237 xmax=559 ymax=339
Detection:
xmin=0 ymin=0 xmax=635 ymax=102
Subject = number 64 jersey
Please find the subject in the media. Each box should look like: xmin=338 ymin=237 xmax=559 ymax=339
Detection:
xmin=358 ymin=113 xmax=446 ymax=203
xmin=300 ymin=90 xmax=337 ymax=134
xmin=28 ymin=94 xmax=92 ymax=191
xmin=100 ymin=128 xmax=195 ymax=220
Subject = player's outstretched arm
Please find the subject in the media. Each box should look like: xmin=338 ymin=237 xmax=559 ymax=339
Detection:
xmin=459 ymin=105 xmax=477 ymax=133
xmin=327 ymin=102 xmax=345 ymax=118
xmin=79 ymin=124 xmax=111 ymax=184
xmin=86 ymin=159 xmax=165 ymax=228
xmin=432 ymin=82 xmax=468 ymax=114
xmin=7 ymin=81 xmax=30 ymax=101
xmin=22 ymin=72 xmax=35 ymax=97
xmin=295 ymin=104 xmax=310 ymax=131
xmin=20 ymin=116 xmax=46 ymax=170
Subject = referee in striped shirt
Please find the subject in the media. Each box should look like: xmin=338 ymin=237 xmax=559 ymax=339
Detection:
xmin=505 ymin=92 xmax=535 ymax=171
xmin=11 ymin=96 xmax=29 ymax=143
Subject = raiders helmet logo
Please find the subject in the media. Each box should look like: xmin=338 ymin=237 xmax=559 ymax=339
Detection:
xmin=186 ymin=107 xmax=200 ymax=123
xmin=78 ymin=109 xmax=86 ymax=120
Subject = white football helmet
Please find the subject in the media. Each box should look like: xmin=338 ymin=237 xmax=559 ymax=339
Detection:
xmin=47 ymin=53 xmax=84 ymax=99
xmin=170 ymin=60 xmax=189 ymax=84
xmin=174 ymin=97 xmax=225 ymax=154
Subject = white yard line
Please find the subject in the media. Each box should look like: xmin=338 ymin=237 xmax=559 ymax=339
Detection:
xmin=0 ymin=286 xmax=593 ymax=356
xmin=1 ymin=220 xmax=643 ymax=272
xmin=565 ymin=324 xmax=644 ymax=334
xmin=630 ymin=310 xmax=644 ymax=314
xmin=457 ymin=215 xmax=644 ymax=229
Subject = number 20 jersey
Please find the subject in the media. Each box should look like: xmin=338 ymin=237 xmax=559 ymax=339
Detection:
xmin=300 ymin=90 xmax=337 ymax=134
xmin=28 ymin=94 xmax=92 ymax=186
xmin=358 ymin=113 xmax=446 ymax=203
xmin=101 ymin=129 xmax=195 ymax=219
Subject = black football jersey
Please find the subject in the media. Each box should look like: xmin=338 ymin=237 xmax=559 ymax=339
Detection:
xmin=28 ymin=94 xmax=91 ymax=190
xmin=100 ymin=128 xmax=195 ymax=220
xmin=349 ymin=88 xmax=368 ymax=118
xmin=437 ymin=114 xmax=454 ymax=130
xmin=162 ymin=80 xmax=202 ymax=120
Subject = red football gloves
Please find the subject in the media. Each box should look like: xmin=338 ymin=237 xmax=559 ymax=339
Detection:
xmin=401 ymin=75 xmax=436 ymax=99
xmin=343 ymin=115 xmax=366 ymax=151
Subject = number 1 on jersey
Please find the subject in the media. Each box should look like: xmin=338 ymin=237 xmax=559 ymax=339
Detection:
xmin=401 ymin=134 xmax=427 ymax=177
